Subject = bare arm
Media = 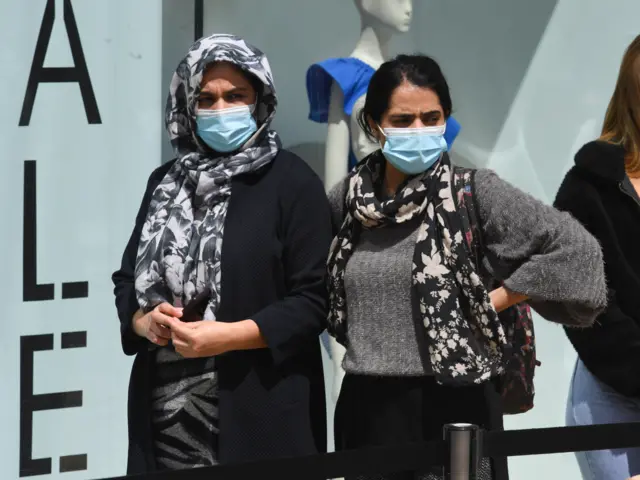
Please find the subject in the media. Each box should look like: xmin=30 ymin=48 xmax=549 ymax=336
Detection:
xmin=490 ymin=287 xmax=529 ymax=313
xmin=349 ymin=94 xmax=379 ymax=161
xmin=324 ymin=83 xmax=350 ymax=401
xmin=324 ymin=82 xmax=350 ymax=190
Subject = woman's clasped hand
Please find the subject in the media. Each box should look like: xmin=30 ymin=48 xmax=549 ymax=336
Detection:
xmin=132 ymin=303 xmax=265 ymax=358
xmin=131 ymin=303 xmax=181 ymax=346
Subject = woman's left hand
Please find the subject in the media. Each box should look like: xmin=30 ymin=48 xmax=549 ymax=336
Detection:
xmin=489 ymin=286 xmax=529 ymax=313
xmin=168 ymin=319 xmax=234 ymax=358
xmin=167 ymin=318 xmax=267 ymax=358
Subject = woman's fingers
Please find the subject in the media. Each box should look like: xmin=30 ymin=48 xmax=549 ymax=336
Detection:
xmin=147 ymin=328 xmax=169 ymax=346
xmin=175 ymin=344 xmax=195 ymax=358
xmin=151 ymin=310 xmax=177 ymax=329
xmin=139 ymin=303 xmax=190 ymax=347
xmin=166 ymin=318 xmax=195 ymax=339
xmin=157 ymin=302 xmax=183 ymax=319
xmin=172 ymin=335 xmax=190 ymax=349
xmin=148 ymin=321 xmax=171 ymax=340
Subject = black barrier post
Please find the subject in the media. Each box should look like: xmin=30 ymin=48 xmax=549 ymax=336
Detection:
xmin=443 ymin=424 xmax=481 ymax=480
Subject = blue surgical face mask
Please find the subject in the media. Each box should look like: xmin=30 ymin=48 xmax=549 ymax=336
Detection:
xmin=196 ymin=104 xmax=257 ymax=153
xmin=378 ymin=123 xmax=448 ymax=175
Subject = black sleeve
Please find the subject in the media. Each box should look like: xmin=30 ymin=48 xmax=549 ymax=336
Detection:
xmin=111 ymin=165 xmax=169 ymax=356
xmin=327 ymin=177 xmax=348 ymax=235
xmin=252 ymin=173 xmax=333 ymax=366
xmin=554 ymin=173 xmax=640 ymax=396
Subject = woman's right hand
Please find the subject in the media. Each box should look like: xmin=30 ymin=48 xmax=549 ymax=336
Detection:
xmin=132 ymin=303 xmax=183 ymax=346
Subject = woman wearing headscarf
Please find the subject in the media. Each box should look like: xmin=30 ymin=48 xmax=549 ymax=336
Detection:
xmin=111 ymin=34 xmax=331 ymax=474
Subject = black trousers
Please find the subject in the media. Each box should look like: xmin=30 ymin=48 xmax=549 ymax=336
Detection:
xmin=335 ymin=374 xmax=508 ymax=480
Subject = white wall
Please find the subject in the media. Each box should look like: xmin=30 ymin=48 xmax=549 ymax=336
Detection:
xmin=0 ymin=1 xmax=162 ymax=478
xmin=161 ymin=0 xmax=197 ymax=163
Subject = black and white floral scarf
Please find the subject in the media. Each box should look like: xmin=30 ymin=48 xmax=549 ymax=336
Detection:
xmin=327 ymin=151 xmax=507 ymax=385
xmin=134 ymin=34 xmax=281 ymax=320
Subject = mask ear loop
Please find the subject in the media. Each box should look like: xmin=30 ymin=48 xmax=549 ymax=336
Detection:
xmin=376 ymin=124 xmax=388 ymax=149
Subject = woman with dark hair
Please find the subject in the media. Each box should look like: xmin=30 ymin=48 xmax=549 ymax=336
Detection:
xmin=326 ymin=54 xmax=607 ymax=480
xmin=111 ymin=34 xmax=331 ymax=474
xmin=555 ymin=34 xmax=640 ymax=480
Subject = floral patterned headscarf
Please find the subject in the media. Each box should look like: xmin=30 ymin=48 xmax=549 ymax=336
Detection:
xmin=134 ymin=34 xmax=281 ymax=320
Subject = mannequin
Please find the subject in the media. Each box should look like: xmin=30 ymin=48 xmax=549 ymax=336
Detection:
xmin=306 ymin=0 xmax=461 ymax=403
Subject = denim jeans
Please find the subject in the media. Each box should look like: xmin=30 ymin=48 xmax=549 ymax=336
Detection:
xmin=566 ymin=359 xmax=640 ymax=479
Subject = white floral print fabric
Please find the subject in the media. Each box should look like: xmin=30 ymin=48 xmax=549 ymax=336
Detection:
xmin=327 ymin=151 xmax=507 ymax=385
xmin=134 ymin=34 xmax=281 ymax=321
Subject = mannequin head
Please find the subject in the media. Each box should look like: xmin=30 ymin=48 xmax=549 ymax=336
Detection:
xmin=354 ymin=0 xmax=413 ymax=33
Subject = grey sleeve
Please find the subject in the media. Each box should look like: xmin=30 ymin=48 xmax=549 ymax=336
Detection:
xmin=473 ymin=169 xmax=607 ymax=327
xmin=327 ymin=178 xmax=348 ymax=232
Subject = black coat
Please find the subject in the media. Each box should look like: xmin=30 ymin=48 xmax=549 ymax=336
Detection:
xmin=112 ymin=150 xmax=331 ymax=474
xmin=554 ymin=140 xmax=640 ymax=397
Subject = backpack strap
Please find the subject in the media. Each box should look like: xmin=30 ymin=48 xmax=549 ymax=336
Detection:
xmin=452 ymin=166 xmax=482 ymax=268
xmin=454 ymin=167 xmax=538 ymax=415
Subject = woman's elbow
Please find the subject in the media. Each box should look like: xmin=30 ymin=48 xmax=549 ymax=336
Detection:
xmin=555 ymin=227 xmax=608 ymax=324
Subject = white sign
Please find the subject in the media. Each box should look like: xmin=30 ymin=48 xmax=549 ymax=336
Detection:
xmin=0 ymin=0 xmax=162 ymax=478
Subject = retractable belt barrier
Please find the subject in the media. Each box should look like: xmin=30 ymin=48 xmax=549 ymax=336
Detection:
xmin=104 ymin=439 xmax=446 ymax=480
xmin=483 ymin=421 xmax=640 ymax=458
xmin=100 ymin=421 xmax=640 ymax=480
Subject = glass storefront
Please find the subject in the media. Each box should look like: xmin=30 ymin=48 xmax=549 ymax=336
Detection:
xmin=1 ymin=1 xmax=639 ymax=479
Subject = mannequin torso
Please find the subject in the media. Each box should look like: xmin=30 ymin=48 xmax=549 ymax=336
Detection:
xmin=323 ymin=24 xmax=390 ymax=190
xmin=322 ymin=4 xmax=407 ymax=403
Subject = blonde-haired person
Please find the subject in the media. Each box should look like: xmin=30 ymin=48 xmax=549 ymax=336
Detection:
xmin=555 ymin=34 xmax=640 ymax=480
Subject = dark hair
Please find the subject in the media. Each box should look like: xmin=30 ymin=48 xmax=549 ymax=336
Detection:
xmin=357 ymin=54 xmax=453 ymax=141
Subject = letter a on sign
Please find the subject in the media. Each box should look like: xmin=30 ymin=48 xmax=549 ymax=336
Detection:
xmin=19 ymin=0 xmax=101 ymax=126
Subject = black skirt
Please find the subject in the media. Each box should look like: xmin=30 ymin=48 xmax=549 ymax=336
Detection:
xmin=335 ymin=374 xmax=508 ymax=480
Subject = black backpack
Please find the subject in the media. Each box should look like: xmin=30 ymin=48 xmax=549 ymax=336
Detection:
xmin=453 ymin=166 xmax=540 ymax=415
